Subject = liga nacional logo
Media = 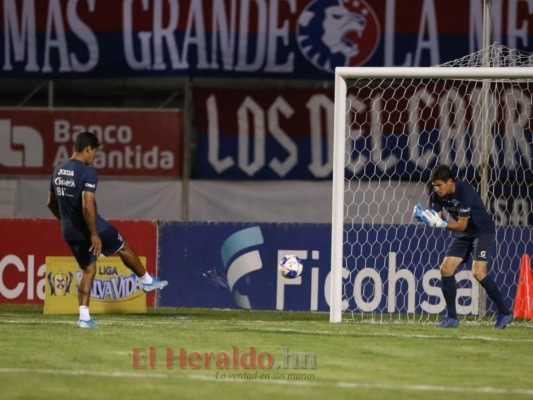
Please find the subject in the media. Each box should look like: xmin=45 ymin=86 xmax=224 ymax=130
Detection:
xmin=47 ymin=271 xmax=74 ymax=296
xmin=297 ymin=0 xmax=380 ymax=72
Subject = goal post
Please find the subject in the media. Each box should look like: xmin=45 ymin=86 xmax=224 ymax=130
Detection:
xmin=330 ymin=71 xmax=348 ymax=323
xmin=330 ymin=65 xmax=533 ymax=323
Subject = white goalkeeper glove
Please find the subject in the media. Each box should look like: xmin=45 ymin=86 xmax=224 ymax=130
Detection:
xmin=412 ymin=202 xmax=424 ymax=223
xmin=421 ymin=209 xmax=447 ymax=229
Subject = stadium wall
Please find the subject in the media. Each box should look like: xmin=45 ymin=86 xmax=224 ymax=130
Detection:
xmin=1 ymin=179 xmax=429 ymax=224
xmin=2 ymin=219 xmax=530 ymax=314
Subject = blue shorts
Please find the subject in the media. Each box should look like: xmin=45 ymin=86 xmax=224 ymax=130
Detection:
xmin=445 ymin=232 xmax=495 ymax=264
xmin=66 ymin=223 xmax=124 ymax=269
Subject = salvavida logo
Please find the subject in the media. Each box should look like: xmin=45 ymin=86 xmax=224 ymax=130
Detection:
xmin=0 ymin=119 xmax=43 ymax=167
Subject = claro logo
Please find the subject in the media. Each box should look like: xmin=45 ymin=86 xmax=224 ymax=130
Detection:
xmin=0 ymin=119 xmax=43 ymax=167
xmin=0 ymin=255 xmax=46 ymax=301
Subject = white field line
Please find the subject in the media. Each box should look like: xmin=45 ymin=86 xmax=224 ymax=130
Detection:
xmin=335 ymin=381 xmax=533 ymax=396
xmin=1 ymin=367 xmax=532 ymax=397
xmin=0 ymin=318 xmax=187 ymax=326
xmin=238 ymin=326 xmax=533 ymax=343
xmin=1 ymin=317 xmax=533 ymax=343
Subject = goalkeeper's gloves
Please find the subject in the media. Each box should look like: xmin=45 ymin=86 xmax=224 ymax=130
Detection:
xmin=412 ymin=202 xmax=424 ymax=223
xmin=421 ymin=209 xmax=447 ymax=229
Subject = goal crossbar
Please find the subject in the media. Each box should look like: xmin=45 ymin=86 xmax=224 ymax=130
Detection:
xmin=335 ymin=67 xmax=533 ymax=80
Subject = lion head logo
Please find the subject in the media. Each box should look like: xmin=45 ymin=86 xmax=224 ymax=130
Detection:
xmin=47 ymin=271 xmax=73 ymax=296
xmin=297 ymin=0 xmax=380 ymax=72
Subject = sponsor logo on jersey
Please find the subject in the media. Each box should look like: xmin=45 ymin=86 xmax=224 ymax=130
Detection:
xmin=297 ymin=0 xmax=380 ymax=72
xmin=54 ymin=177 xmax=75 ymax=187
xmin=84 ymin=183 xmax=96 ymax=189
xmin=58 ymin=169 xmax=74 ymax=176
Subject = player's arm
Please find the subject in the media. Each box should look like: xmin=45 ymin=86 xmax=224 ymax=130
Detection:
xmin=421 ymin=209 xmax=469 ymax=231
xmin=82 ymin=191 xmax=102 ymax=256
xmin=47 ymin=190 xmax=61 ymax=220
xmin=442 ymin=215 xmax=468 ymax=232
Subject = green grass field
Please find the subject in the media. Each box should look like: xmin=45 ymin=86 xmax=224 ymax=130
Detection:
xmin=1 ymin=305 xmax=532 ymax=400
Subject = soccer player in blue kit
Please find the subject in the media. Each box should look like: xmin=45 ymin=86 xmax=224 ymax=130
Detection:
xmin=47 ymin=131 xmax=168 ymax=328
xmin=413 ymin=165 xmax=512 ymax=329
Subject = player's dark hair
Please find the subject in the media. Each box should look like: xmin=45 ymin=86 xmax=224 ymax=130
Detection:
xmin=430 ymin=165 xmax=455 ymax=183
xmin=74 ymin=131 xmax=100 ymax=152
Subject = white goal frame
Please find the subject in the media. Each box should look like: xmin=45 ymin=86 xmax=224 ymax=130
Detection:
xmin=330 ymin=67 xmax=533 ymax=323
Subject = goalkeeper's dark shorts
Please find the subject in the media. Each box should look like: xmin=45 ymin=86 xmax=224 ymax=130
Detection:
xmin=445 ymin=232 xmax=495 ymax=264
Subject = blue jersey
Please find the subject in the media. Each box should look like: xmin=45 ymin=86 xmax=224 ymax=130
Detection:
xmin=50 ymin=159 xmax=106 ymax=241
xmin=429 ymin=181 xmax=495 ymax=236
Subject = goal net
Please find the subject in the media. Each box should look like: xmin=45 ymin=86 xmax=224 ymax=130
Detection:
xmin=330 ymin=44 xmax=533 ymax=324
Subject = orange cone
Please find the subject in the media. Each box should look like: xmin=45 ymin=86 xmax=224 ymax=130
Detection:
xmin=513 ymin=254 xmax=533 ymax=319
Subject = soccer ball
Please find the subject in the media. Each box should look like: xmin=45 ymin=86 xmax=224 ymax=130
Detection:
xmin=279 ymin=255 xmax=303 ymax=279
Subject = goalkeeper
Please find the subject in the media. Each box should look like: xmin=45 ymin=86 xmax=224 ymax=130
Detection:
xmin=413 ymin=165 xmax=512 ymax=329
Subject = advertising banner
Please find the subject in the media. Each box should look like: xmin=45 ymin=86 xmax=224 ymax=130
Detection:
xmin=489 ymin=182 xmax=533 ymax=226
xmin=344 ymin=82 xmax=533 ymax=181
xmin=193 ymin=83 xmax=533 ymax=181
xmin=2 ymin=1 xmax=533 ymax=79
xmin=158 ymin=222 xmax=530 ymax=314
xmin=44 ymin=256 xmax=147 ymax=314
xmin=193 ymin=87 xmax=332 ymax=179
xmin=0 ymin=108 xmax=182 ymax=177
xmin=158 ymin=222 xmax=333 ymax=311
xmin=0 ymin=219 xmax=158 ymax=306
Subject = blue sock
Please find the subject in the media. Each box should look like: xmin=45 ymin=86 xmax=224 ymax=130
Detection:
xmin=441 ymin=275 xmax=457 ymax=319
xmin=479 ymin=276 xmax=510 ymax=315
